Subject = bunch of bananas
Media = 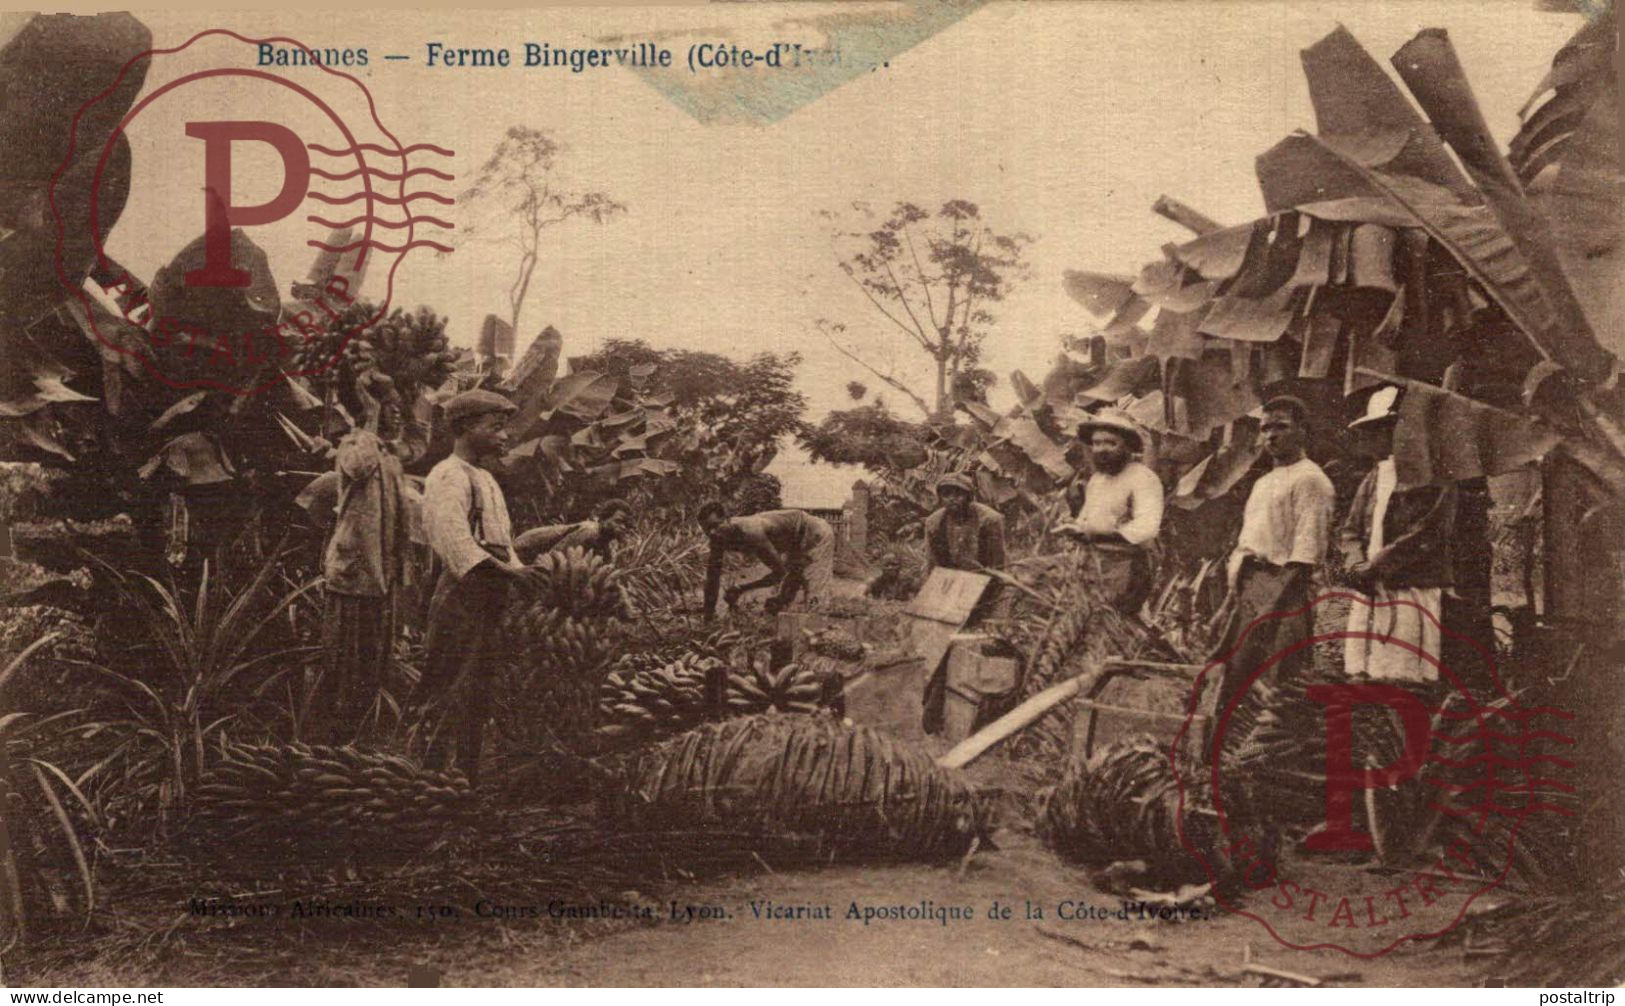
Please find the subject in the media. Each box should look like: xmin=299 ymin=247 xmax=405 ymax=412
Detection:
xmin=1039 ymin=738 xmax=1224 ymax=889
xmin=285 ymin=305 xmax=456 ymax=402
xmin=523 ymin=546 xmax=631 ymax=621
xmin=361 ymin=306 xmax=457 ymax=397
xmin=507 ymin=606 xmax=611 ymax=678
xmin=725 ymin=657 xmax=825 ymax=715
xmin=596 ymin=652 xmax=722 ymax=739
xmin=187 ymin=742 xmax=473 ymax=858
xmin=287 ymin=326 xmax=375 ymax=381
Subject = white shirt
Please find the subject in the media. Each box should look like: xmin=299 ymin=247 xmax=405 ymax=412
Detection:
xmin=1233 ymin=456 xmax=1335 ymax=569
xmin=1074 ymin=461 xmax=1164 ymax=546
xmin=422 ymin=454 xmax=520 ymax=580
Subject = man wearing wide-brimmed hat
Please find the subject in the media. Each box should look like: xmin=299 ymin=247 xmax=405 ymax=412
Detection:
xmin=406 ymin=388 xmax=538 ymax=785
xmin=1058 ymin=409 xmax=1164 ymax=614
xmin=1338 ymin=383 xmax=1457 ymax=684
xmin=922 ymin=472 xmax=1007 ymax=580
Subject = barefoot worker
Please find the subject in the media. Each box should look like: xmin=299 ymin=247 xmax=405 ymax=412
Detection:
xmin=699 ymin=503 xmax=835 ymax=618
xmin=1057 ymin=409 xmax=1164 ymax=615
xmin=407 ymin=389 xmax=538 ymax=785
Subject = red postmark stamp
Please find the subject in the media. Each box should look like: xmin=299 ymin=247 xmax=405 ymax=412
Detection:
xmin=1172 ymin=591 xmax=1576 ymax=958
xmin=49 ymin=28 xmax=453 ymax=396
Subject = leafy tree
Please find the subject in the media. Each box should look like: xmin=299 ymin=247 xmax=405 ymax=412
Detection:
xmin=798 ymin=401 xmax=928 ymax=474
xmin=820 ymin=200 xmax=1033 ymax=418
xmin=459 ymin=127 xmax=626 ymax=336
xmin=569 ymin=339 xmax=807 ymax=508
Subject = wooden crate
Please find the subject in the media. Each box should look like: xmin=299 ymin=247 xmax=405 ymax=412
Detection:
xmin=941 ymin=635 xmax=1022 ymax=742
xmin=1071 ymin=659 xmax=1217 ymax=765
xmin=843 ymin=657 xmax=931 ymax=741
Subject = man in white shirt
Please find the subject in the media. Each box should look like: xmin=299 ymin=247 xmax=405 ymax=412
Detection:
xmin=1059 ymin=410 xmax=1164 ymax=614
xmin=406 ymin=389 xmax=537 ymax=784
xmin=1212 ymin=395 xmax=1336 ymax=713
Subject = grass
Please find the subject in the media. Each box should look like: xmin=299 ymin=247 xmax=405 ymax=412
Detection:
xmin=61 ymin=555 xmax=321 ymax=833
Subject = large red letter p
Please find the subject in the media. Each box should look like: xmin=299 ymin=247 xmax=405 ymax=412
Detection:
xmin=184 ymin=121 xmax=310 ymax=288
xmin=1304 ymin=683 xmax=1433 ymax=852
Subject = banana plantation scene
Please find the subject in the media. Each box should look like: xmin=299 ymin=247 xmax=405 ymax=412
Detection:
xmin=1 ymin=3 xmax=1622 ymax=989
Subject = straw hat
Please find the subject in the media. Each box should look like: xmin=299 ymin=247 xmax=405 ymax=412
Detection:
xmin=1076 ymin=409 xmax=1144 ymax=452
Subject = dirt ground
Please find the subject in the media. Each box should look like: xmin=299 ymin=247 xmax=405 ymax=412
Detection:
xmin=12 ymin=824 xmax=1496 ymax=988
xmin=506 ymin=836 xmax=1483 ymax=987
xmin=8 ymin=586 xmax=1503 ymax=987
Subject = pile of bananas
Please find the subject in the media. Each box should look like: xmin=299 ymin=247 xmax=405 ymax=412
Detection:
xmin=1040 ymin=738 xmax=1226 ymax=889
xmin=725 ymin=657 xmax=825 ymax=715
xmin=523 ymin=546 xmax=632 ymax=621
xmin=187 ymin=742 xmax=473 ymax=858
xmin=596 ymin=652 xmax=723 ymax=739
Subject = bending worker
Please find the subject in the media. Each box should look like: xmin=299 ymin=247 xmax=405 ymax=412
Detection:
xmin=1058 ymin=409 xmax=1164 ymax=614
xmin=700 ymin=503 xmax=835 ymax=618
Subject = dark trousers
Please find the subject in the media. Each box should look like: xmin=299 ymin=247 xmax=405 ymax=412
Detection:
xmin=1210 ymin=558 xmax=1314 ymax=741
xmin=406 ymin=565 xmax=509 ymax=785
xmin=1084 ymin=544 xmax=1154 ymax=616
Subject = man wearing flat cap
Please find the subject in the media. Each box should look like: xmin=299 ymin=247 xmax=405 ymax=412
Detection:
xmin=919 ymin=472 xmax=1007 ymax=734
xmin=1212 ymin=395 xmax=1336 ymax=713
xmin=1338 ymin=384 xmax=1457 ymax=684
xmin=406 ymin=388 xmax=535 ymax=784
xmin=922 ymin=472 xmax=1007 ymax=580
xmin=1058 ymin=409 xmax=1164 ymax=614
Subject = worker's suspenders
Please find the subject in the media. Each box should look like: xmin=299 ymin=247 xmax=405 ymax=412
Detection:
xmin=466 ymin=468 xmax=513 ymax=565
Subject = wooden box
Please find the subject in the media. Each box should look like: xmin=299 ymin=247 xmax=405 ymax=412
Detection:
xmin=842 ymin=657 xmax=931 ymax=741
xmin=1071 ymin=660 xmax=1217 ymax=764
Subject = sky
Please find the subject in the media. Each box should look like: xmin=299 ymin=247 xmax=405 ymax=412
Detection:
xmin=57 ymin=2 xmax=1588 ymax=422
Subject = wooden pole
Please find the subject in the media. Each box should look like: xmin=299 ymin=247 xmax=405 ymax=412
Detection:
xmin=936 ymin=672 xmax=1092 ymax=769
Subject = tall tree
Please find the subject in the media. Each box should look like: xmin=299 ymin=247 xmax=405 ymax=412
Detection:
xmin=460 ymin=127 xmax=625 ymax=336
xmin=821 ymin=200 xmax=1032 ymax=418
